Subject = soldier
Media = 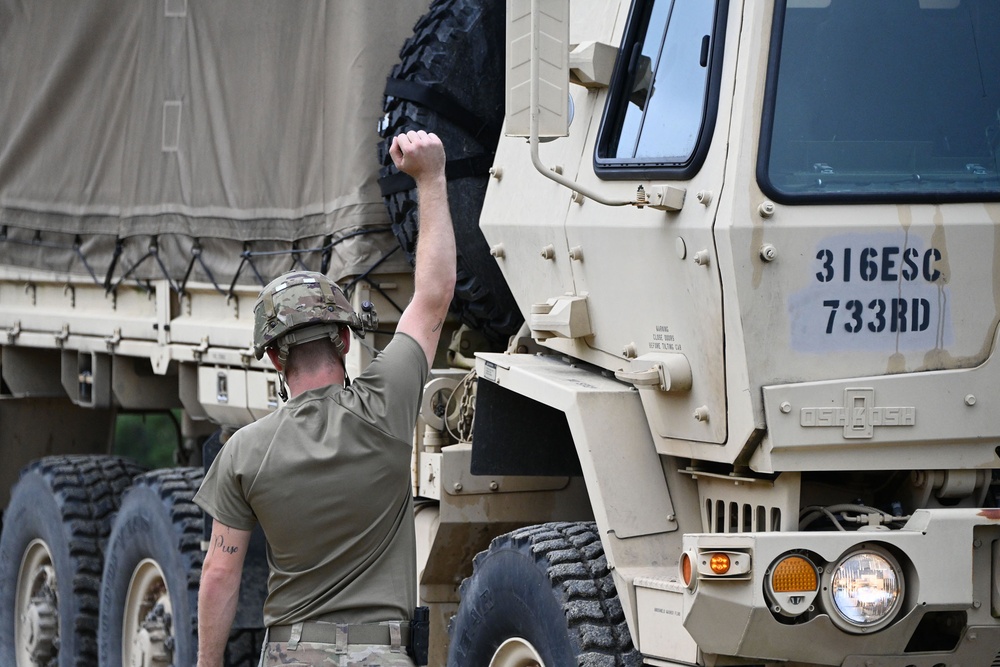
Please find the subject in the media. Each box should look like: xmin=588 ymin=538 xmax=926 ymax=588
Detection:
xmin=193 ymin=131 xmax=455 ymax=667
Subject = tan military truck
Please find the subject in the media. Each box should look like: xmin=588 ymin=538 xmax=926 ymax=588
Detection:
xmin=2 ymin=0 xmax=1000 ymax=666
xmin=0 ymin=2 xmax=444 ymax=665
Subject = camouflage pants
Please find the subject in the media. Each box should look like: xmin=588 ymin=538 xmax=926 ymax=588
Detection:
xmin=261 ymin=641 xmax=417 ymax=667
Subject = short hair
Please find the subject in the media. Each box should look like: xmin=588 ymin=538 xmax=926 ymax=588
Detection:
xmin=284 ymin=335 xmax=343 ymax=380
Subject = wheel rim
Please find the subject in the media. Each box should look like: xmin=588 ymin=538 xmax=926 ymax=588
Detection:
xmin=122 ymin=558 xmax=174 ymax=667
xmin=489 ymin=637 xmax=546 ymax=667
xmin=15 ymin=539 xmax=60 ymax=667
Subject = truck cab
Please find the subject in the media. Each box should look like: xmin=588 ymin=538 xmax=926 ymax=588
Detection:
xmin=441 ymin=0 xmax=1000 ymax=664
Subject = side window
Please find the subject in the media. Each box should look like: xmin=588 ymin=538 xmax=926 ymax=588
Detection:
xmin=596 ymin=0 xmax=727 ymax=179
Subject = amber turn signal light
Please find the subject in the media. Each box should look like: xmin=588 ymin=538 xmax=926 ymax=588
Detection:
xmin=709 ymin=553 xmax=731 ymax=574
xmin=765 ymin=553 xmax=820 ymax=618
xmin=770 ymin=555 xmax=818 ymax=593
xmin=680 ymin=551 xmax=693 ymax=587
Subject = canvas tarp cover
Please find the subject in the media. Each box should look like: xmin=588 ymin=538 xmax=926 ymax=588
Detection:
xmin=0 ymin=0 xmax=428 ymax=290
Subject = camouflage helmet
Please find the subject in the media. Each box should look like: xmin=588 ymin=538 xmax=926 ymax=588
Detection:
xmin=252 ymin=271 xmax=377 ymax=361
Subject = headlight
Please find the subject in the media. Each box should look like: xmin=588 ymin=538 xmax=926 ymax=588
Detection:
xmin=824 ymin=548 xmax=904 ymax=632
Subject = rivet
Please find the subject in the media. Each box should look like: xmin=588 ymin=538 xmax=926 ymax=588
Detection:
xmin=694 ymin=406 xmax=710 ymax=422
xmin=622 ymin=342 xmax=637 ymax=359
xmin=453 ymin=483 xmax=463 ymax=492
xmin=780 ymin=401 xmax=792 ymax=414
xmin=569 ymin=246 xmax=584 ymax=261
xmin=489 ymin=166 xmax=503 ymax=180
xmin=540 ymin=245 xmax=555 ymax=260
xmin=693 ymin=250 xmax=711 ymax=266
xmin=489 ymin=481 xmax=499 ymax=491
xmin=759 ymin=201 xmax=776 ymax=218
xmin=965 ymin=394 xmax=977 ymax=406
xmin=760 ymin=244 xmax=777 ymax=262
xmin=490 ymin=244 xmax=505 ymax=259
xmin=696 ymin=190 xmax=713 ymax=206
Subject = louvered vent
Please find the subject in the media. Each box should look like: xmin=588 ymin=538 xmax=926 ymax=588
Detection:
xmin=693 ymin=471 xmax=801 ymax=533
xmin=705 ymin=499 xmax=782 ymax=533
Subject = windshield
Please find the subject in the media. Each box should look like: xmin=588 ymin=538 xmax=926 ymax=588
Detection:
xmin=760 ymin=0 xmax=1000 ymax=203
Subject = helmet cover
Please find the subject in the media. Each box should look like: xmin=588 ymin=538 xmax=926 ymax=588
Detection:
xmin=252 ymin=271 xmax=374 ymax=360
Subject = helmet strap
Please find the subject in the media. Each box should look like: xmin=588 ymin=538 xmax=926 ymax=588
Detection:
xmin=332 ymin=328 xmax=350 ymax=388
xmin=331 ymin=328 xmax=347 ymax=356
xmin=275 ymin=341 xmax=290 ymax=368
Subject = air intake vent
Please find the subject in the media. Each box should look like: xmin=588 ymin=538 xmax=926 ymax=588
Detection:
xmin=705 ymin=499 xmax=781 ymax=533
xmin=690 ymin=470 xmax=801 ymax=533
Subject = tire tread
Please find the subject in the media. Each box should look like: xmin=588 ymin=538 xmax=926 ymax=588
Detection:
xmin=514 ymin=522 xmax=641 ymax=666
xmin=454 ymin=521 xmax=641 ymax=667
xmin=115 ymin=467 xmax=262 ymax=667
xmin=14 ymin=455 xmax=145 ymax=667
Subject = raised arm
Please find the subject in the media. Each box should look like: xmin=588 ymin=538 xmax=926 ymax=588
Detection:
xmin=389 ymin=131 xmax=457 ymax=366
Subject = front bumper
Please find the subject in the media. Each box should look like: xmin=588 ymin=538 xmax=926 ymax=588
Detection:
xmin=680 ymin=508 xmax=1000 ymax=666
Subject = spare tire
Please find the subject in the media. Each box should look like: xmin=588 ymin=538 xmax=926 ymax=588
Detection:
xmin=378 ymin=0 xmax=523 ymax=347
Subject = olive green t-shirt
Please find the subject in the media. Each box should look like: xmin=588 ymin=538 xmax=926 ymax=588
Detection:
xmin=194 ymin=333 xmax=428 ymax=627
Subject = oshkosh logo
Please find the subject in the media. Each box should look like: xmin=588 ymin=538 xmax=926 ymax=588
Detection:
xmin=800 ymin=388 xmax=915 ymax=439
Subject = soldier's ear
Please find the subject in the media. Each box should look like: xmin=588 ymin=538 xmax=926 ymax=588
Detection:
xmin=340 ymin=327 xmax=351 ymax=356
xmin=266 ymin=347 xmax=284 ymax=372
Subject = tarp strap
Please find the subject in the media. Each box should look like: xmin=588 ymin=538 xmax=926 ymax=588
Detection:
xmin=71 ymin=236 xmax=101 ymax=286
xmin=320 ymin=234 xmax=334 ymax=275
xmin=57 ymin=228 xmax=396 ymax=298
xmin=0 ymin=228 xmax=100 ymax=288
xmin=378 ymin=153 xmax=495 ymax=197
xmin=107 ymin=240 xmax=178 ymax=295
xmin=290 ymin=242 xmax=312 ymax=273
xmin=227 ymin=245 xmax=269 ymax=297
xmin=104 ymin=239 xmax=124 ymax=292
xmin=384 ymin=77 xmax=500 ymax=144
xmin=150 ymin=243 xmax=179 ymax=294
xmin=179 ymin=243 xmax=225 ymax=296
xmin=342 ymin=246 xmax=406 ymax=316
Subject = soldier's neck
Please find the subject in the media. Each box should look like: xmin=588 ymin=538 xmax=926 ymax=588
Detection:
xmin=286 ymin=368 xmax=345 ymax=397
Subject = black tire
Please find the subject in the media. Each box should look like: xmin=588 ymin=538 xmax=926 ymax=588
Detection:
xmin=0 ymin=455 xmax=146 ymax=667
xmin=98 ymin=467 xmax=263 ymax=667
xmin=378 ymin=0 xmax=523 ymax=346
xmin=447 ymin=522 xmax=642 ymax=667
xmin=98 ymin=467 xmax=203 ymax=666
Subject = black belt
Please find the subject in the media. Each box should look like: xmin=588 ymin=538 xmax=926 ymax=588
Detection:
xmin=268 ymin=621 xmax=410 ymax=646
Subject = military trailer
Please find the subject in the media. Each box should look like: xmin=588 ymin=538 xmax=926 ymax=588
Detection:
xmin=1 ymin=0 xmax=1000 ymax=666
